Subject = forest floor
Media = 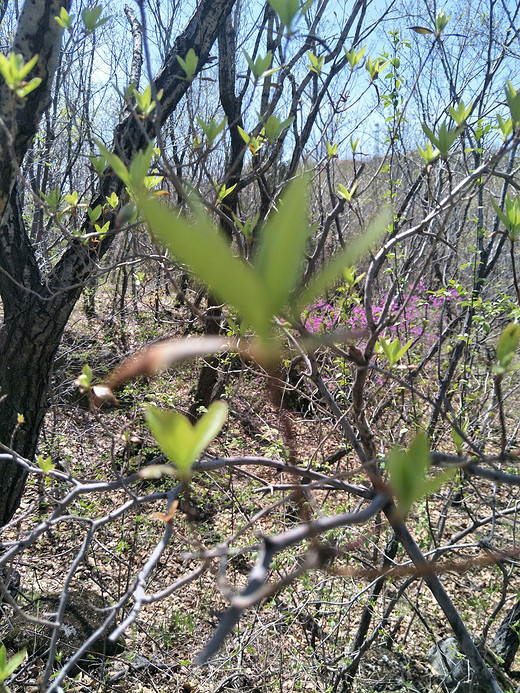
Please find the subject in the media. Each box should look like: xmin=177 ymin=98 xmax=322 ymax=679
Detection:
xmin=2 ymin=289 xmax=520 ymax=693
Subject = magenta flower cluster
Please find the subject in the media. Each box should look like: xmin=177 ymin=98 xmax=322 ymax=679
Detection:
xmin=303 ymin=283 xmax=462 ymax=347
xmin=302 ymin=299 xmax=340 ymax=333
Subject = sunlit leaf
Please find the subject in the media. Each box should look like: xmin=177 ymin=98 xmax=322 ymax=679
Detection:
xmin=344 ymin=45 xmax=366 ymax=70
xmin=496 ymin=323 xmax=520 ymax=370
xmin=505 ymin=81 xmax=520 ymax=126
xmin=387 ymin=430 xmax=454 ymax=516
xmin=37 ymin=454 xmax=55 ymax=474
xmin=145 ymin=401 xmax=228 ymax=480
xmin=449 ymin=100 xmax=472 ymax=126
xmin=176 ymin=48 xmax=198 ymax=80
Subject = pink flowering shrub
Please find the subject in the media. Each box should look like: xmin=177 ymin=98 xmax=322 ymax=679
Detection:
xmin=346 ymin=283 xmax=462 ymax=348
xmin=303 ymin=282 xmax=463 ymax=351
xmin=301 ymin=299 xmax=340 ymax=334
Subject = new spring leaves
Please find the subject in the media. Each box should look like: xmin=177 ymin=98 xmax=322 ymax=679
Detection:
xmin=0 ymin=53 xmax=41 ymax=99
xmin=387 ymin=431 xmax=455 ymax=518
xmin=144 ymin=402 xmax=228 ymax=483
xmin=134 ymin=169 xmax=389 ymax=348
xmin=494 ymin=322 xmax=520 ymax=376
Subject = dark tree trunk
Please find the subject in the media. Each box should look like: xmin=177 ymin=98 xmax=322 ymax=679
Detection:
xmin=0 ymin=298 xmax=71 ymax=525
xmin=0 ymin=182 xmax=94 ymax=525
xmin=492 ymin=600 xmax=520 ymax=671
xmin=188 ymin=309 xmax=223 ymax=421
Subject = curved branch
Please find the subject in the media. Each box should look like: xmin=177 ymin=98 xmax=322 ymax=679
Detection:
xmin=196 ymin=493 xmax=388 ymax=664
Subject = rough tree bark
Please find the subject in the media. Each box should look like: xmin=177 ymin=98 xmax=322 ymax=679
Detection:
xmin=0 ymin=0 xmax=237 ymax=527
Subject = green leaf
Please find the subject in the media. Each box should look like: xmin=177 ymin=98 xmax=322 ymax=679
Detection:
xmin=197 ymin=116 xmax=227 ymax=146
xmin=41 ymin=187 xmax=62 ymax=213
xmin=76 ymin=364 xmax=93 ymax=391
xmin=337 ymin=180 xmax=358 ymax=202
xmin=497 ymin=113 xmax=513 ymax=140
xmin=378 ymin=336 xmax=413 ymax=366
xmin=449 ymin=100 xmax=472 ymax=126
xmin=496 ymin=323 xmax=520 ymax=370
xmin=16 ymin=53 xmax=38 ymax=81
xmin=133 ymin=84 xmax=162 ymax=118
xmin=176 ymin=48 xmax=198 ymax=80
xmin=94 ymin=221 xmax=110 ymax=236
xmin=106 ymin=192 xmax=119 ymax=208
xmin=232 ymin=211 xmax=259 ymax=240
xmin=268 ymin=0 xmax=300 ymax=30
xmin=326 ymin=141 xmax=338 ymax=159
xmin=343 ymin=266 xmax=364 ymax=287
xmin=143 ymin=175 xmax=163 ymax=191
xmin=435 ymin=9 xmax=449 ymax=35
xmin=491 ymin=194 xmax=520 ymax=240
xmin=0 ymin=644 xmax=6 ymax=679
xmin=0 ymin=645 xmax=26 ymax=680
xmin=55 ymin=6 xmax=75 ymax=30
xmin=65 ymin=191 xmax=79 ymax=207
xmin=344 ymin=45 xmax=366 ymax=70
xmin=418 ymin=141 xmax=440 ymax=163
xmin=387 ymin=430 xmax=454 ymax=515
xmin=422 ymin=121 xmax=461 ymax=159
xmin=505 ymin=81 xmax=520 ymax=126
xmin=451 ymin=418 xmax=468 ymax=455
xmin=145 ymin=401 xmax=227 ymax=480
xmin=394 ymin=338 xmax=413 ymax=362
xmin=81 ymin=6 xmax=109 ymax=33
xmin=95 ymin=141 xmax=157 ymax=196
xmin=37 ymin=454 xmax=55 ymax=474
xmin=263 ymin=114 xmax=294 ymax=143
xmin=90 ymin=154 xmax=107 ymax=177
xmin=387 ymin=432 xmax=428 ymax=515
xmin=491 ymin=195 xmax=510 ymax=231
xmin=95 ymin=141 xmax=130 ymax=186
xmin=0 ymin=52 xmax=40 ymax=99
xmin=217 ymin=182 xmax=237 ymax=202
xmin=15 ymin=77 xmax=41 ymax=98
xmin=421 ymin=123 xmax=436 ymax=147
xmin=307 ymin=51 xmax=325 ymax=74
xmin=237 ymin=126 xmax=250 ymax=145
xmin=437 ymin=121 xmax=462 ymax=156
xmin=365 ymin=55 xmax=389 ymax=82
xmin=88 ymin=205 xmax=102 ymax=223
xmin=243 ymin=50 xmax=275 ymax=81
xmin=128 ymin=143 xmax=157 ymax=191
